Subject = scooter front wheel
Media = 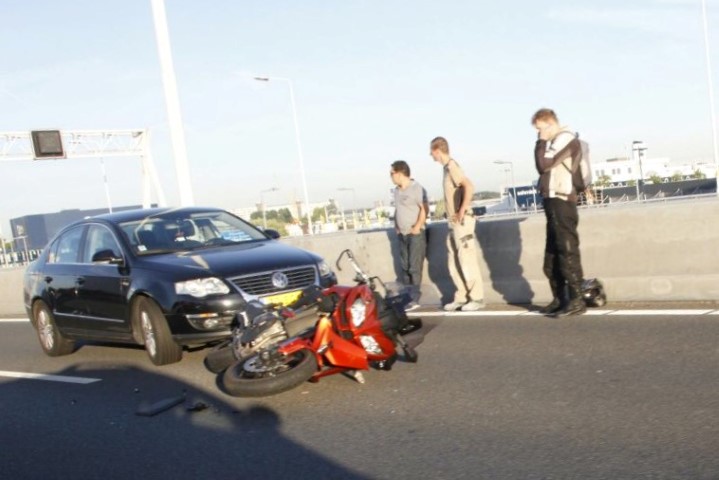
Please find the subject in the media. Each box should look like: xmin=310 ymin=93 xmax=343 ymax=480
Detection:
xmin=222 ymin=349 xmax=317 ymax=397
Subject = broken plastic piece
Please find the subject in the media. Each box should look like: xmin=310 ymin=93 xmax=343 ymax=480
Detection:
xmin=186 ymin=401 xmax=209 ymax=413
xmin=136 ymin=394 xmax=185 ymax=417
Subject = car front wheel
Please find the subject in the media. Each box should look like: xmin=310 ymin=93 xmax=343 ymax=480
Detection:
xmin=33 ymin=301 xmax=75 ymax=357
xmin=135 ymin=297 xmax=182 ymax=366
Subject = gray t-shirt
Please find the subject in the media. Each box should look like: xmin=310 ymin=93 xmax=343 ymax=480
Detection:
xmin=394 ymin=180 xmax=427 ymax=235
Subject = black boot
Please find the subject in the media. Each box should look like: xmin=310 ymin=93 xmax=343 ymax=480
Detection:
xmin=539 ymin=298 xmax=562 ymax=315
xmin=539 ymin=280 xmax=564 ymax=315
xmin=555 ymin=282 xmax=586 ymax=317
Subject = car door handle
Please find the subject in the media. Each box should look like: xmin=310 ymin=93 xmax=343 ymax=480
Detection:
xmin=75 ymin=277 xmax=86 ymax=286
xmin=44 ymin=276 xmax=53 ymax=284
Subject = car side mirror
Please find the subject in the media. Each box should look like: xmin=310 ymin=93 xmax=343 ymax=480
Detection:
xmin=264 ymin=229 xmax=281 ymax=240
xmin=92 ymin=249 xmax=124 ymax=265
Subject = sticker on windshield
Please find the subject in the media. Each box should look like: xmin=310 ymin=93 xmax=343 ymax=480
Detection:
xmin=221 ymin=230 xmax=253 ymax=242
xmin=137 ymin=245 xmax=148 ymax=252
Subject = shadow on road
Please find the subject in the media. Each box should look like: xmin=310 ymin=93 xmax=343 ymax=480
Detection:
xmin=0 ymin=363 xmax=371 ymax=479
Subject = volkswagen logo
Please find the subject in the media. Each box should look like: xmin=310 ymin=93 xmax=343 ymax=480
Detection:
xmin=271 ymin=271 xmax=289 ymax=290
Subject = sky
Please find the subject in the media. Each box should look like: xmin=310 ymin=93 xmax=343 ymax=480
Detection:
xmin=1 ymin=0 xmax=719 ymax=235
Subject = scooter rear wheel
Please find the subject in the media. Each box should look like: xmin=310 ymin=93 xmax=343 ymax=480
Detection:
xmin=222 ymin=349 xmax=317 ymax=397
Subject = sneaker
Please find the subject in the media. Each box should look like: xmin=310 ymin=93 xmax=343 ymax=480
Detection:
xmin=405 ymin=301 xmax=420 ymax=312
xmin=443 ymin=302 xmax=464 ymax=312
xmin=461 ymin=300 xmax=486 ymax=312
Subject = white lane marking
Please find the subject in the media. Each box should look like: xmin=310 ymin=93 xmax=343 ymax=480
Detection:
xmin=409 ymin=309 xmax=719 ymax=318
xmin=608 ymin=309 xmax=715 ymax=316
xmin=0 ymin=318 xmax=28 ymax=323
xmin=0 ymin=371 xmax=101 ymax=384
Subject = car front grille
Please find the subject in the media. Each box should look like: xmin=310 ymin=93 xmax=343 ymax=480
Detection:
xmin=230 ymin=266 xmax=317 ymax=296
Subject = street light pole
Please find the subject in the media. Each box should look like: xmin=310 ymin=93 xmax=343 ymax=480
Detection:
xmin=254 ymin=76 xmax=313 ymax=233
xmin=494 ymin=160 xmax=518 ymax=214
xmin=150 ymin=0 xmax=194 ymax=207
xmin=632 ymin=141 xmax=647 ymax=201
xmin=260 ymin=187 xmax=279 ymax=230
xmin=701 ymin=0 xmax=719 ymax=194
xmin=0 ymin=226 xmax=6 ymax=268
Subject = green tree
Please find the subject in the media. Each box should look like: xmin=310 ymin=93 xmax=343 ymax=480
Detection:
xmin=434 ymin=200 xmax=446 ymax=220
xmin=278 ymin=208 xmax=294 ymax=223
xmin=250 ymin=210 xmax=262 ymax=221
xmin=595 ymin=174 xmax=612 ymax=188
xmin=671 ymin=172 xmax=683 ymax=182
xmin=311 ymin=207 xmax=325 ymax=222
xmin=648 ymin=174 xmax=662 ymax=185
xmin=263 ymin=218 xmax=288 ymax=237
xmin=627 ymin=180 xmax=637 ymax=187
xmin=693 ymin=169 xmax=707 ymax=180
xmin=472 ymin=191 xmax=501 ymax=201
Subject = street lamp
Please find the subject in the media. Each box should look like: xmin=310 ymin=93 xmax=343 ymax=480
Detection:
xmin=494 ymin=160 xmax=518 ymax=214
xmin=260 ymin=187 xmax=279 ymax=230
xmin=701 ymin=0 xmax=719 ymax=194
xmin=632 ymin=141 xmax=647 ymax=201
xmin=253 ymin=76 xmax=313 ymax=233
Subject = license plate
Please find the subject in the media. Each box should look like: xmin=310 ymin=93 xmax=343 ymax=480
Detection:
xmin=261 ymin=290 xmax=303 ymax=307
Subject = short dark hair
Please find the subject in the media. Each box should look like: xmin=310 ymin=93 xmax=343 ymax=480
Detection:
xmin=430 ymin=137 xmax=449 ymax=154
xmin=391 ymin=160 xmax=410 ymax=177
xmin=531 ymin=108 xmax=558 ymax=125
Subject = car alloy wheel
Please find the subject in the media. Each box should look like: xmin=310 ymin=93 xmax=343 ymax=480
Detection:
xmin=141 ymin=311 xmax=157 ymax=358
xmin=37 ymin=309 xmax=55 ymax=351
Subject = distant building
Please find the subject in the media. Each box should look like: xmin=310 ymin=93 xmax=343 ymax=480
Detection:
xmin=593 ymin=157 xmax=716 ymax=186
xmin=10 ymin=205 xmax=150 ymax=251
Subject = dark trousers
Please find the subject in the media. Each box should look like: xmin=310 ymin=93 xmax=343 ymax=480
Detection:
xmin=397 ymin=232 xmax=426 ymax=299
xmin=543 ymin=198 xmax=584 ymax=300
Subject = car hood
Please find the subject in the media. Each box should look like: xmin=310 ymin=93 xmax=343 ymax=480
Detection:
xmin=135 ymin=241 xmax=321 ymax=278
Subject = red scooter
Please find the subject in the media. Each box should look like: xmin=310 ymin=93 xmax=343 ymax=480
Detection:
xmin=220 ymin=249 xmax=421 ymax=397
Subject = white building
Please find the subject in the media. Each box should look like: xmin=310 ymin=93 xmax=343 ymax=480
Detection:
xmin=593 ymin=157 xmax=717 ymax=185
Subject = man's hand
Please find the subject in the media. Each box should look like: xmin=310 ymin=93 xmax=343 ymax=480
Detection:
xmin=410 ymin=224 xmax=422 ymax=235
xmin=538 ymin=126 xmax=552 ymax=141
xmin=451 ymin=208 xmax=465 ymax=225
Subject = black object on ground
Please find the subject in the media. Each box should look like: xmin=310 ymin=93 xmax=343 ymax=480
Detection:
xmin=135 ymin=394 xmax=185 ymax=417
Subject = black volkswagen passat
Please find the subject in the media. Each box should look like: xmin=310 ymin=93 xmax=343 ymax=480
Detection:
xmin=23 ymin=207 xmax=336 ymax=366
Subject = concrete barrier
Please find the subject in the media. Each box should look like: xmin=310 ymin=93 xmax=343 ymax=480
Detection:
xmin=0 ymin=268 xmax=26 ymax=316
xmin=2 ymin=198 xmax=717 ymax=316
xmin=285 ymin=198 xmax=719 ymax=306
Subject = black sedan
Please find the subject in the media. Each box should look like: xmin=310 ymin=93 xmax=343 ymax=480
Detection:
xmin=23 ymin=207 xmax=336 ymax=365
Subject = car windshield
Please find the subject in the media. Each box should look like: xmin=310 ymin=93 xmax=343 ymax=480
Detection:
xmin=119 ymin=210 xmax=267 ymax=255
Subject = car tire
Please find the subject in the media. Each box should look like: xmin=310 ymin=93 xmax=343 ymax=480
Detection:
xmin=135 ymin=297 xmax=183 ymax=366
xmin=33 ymin=301 xmax=75 ymax=357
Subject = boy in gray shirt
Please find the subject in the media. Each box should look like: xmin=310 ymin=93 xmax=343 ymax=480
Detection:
xmin=391 ymin=160 xmax=428 ymax=309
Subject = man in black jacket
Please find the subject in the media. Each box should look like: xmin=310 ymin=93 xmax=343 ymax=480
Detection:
xmin=532 ymin=108 xmax=586 ymax=317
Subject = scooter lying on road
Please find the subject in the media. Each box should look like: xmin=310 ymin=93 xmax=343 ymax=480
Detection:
xmin=206 ymin=249 xmax=422 ymax=397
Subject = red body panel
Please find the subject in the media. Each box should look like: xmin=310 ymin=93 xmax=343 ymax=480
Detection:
xmin=278 ymin=282 xmax=397 ymax=382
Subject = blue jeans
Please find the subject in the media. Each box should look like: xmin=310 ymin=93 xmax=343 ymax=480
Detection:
xmin=397 ymin=232 xmax=426 ymax=300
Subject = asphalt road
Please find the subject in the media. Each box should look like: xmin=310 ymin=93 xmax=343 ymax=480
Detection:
xmin=1 ymin=312 xmax=718 ymax=480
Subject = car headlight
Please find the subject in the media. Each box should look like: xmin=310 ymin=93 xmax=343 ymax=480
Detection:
xmin=350 ymin=298 xmax=367 ymax=327
xmin=318 ymin=260 xmax=332 ymax=277
xmin=175 ymin=277 xmax=230 ymax=298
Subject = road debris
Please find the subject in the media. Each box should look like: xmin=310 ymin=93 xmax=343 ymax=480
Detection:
xmin=136 ymin=394 xmax=185 ymax=417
